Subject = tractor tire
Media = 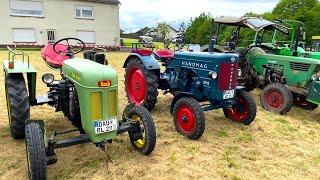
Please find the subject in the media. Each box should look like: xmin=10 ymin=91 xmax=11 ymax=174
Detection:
xmin=173 ymin=97 xmax=205 ymax=140
xmin=125 ymin=57 xmax=159 ymax=111
xmin=25 ymin=122 xmax=47 ymax=180
xmin=223 ymin=91 xmax=257 ymax=125
xmin=5 ymin=73 xmax=30 ymax=139
xmin=293 ymin=93 xmax=318 ymax=110
xmin=69 ymin=90 xmax=84 ymax=132
xmin=128 ymin=106 xmax=156 ymax=155
xmin=260 ymin=83 xmax=293 ymax=115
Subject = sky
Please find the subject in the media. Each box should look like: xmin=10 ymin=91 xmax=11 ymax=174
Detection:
xmin=120 ymin=0 xmax=280 ymax=33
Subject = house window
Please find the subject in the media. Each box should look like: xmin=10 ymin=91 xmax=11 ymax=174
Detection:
xmin=10 ymin=0 xmax=44 ymax=17
xmin=75 ymin=5 xmax=93 ymax=19
xmin=46 ymin=30 xmax=56 ymax=44
xmin=76 ymin=31 xmax=95 ymax=43
xmin=12 ymin=28 xmax=36 ymax=42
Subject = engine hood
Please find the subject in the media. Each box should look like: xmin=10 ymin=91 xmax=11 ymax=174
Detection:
xmin=62 ymin=58 xmax=118 ymax=88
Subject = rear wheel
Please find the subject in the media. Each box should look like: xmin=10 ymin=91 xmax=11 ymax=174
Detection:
xmin=223 ymin=91 xmax=256 ymax=125
xmin=260 ymin=83 xmax=293 ymax=115
xmin=5 ymin=73 xmax=30 ymax=139
xmin=25 ymin=122 xmax=47 ymax=180
xmin=125 ymin=58 xmax=159 ymax=111
xmin=173 ymin=97 xmax=205 ymax=140
xmin=128 ymin=106 xmax=156 ymax=155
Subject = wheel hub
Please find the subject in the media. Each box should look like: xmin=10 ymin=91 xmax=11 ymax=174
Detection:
xmin=266 ymin=91 xmax=284 ymax=109
xmin=127 ymin=67 xmax=147 ymax=105
xmin=176 ymin=105 xmax=195 ymax=133
xmin=227 ymin=97 xmax=249 ymax=122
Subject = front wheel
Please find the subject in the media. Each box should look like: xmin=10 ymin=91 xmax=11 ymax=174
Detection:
xmin=260 ymin=83 xmax=293 ymax=115
xmin=173 ymin=97 xmax=205 ymax=140
xmin=128 ymin=106 xmax=156 ymax=155
xmin=25 ymin=122 xmax=47 ymax=180
xmin=223 ymin=91 xmax=257 ymax=125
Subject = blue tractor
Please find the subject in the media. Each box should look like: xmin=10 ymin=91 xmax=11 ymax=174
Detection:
xmin=123 ymin=43 xmax=257 ymax=140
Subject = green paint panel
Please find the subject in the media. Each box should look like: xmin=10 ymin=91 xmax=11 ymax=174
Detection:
xmin=246 ymin=49 xmax=320 ymax=87
xmin=3 ymin=60 xmax=36 ymax=73
xmin=307 ymin=81 xmax=320 ymax=104
xmin=62 ymin=58 xmax=119 ymax=143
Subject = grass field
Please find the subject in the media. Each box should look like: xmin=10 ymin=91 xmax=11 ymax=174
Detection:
xmin=0 ymin=50 xmax=320 ymax=179
xmin=122 ymin=38 xmax=165 ymax=49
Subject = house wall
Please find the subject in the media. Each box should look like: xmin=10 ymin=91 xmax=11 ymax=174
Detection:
xmin=0 ymin=0 xmax=120 ymax=46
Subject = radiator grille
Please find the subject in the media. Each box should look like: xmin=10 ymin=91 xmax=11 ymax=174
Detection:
xmin=218 ymin=62 xmax=238 ymax=90
xmin=108 ymin=89 xmax=117 ymax=117
xmin=290 ymin=62 xmax=310 ymax=72
xmin=90 ymin=91 xmax=103 ymax=120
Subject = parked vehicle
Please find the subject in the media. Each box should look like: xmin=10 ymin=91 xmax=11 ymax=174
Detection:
xmin=206 ymin=16 xmax=320 ymax=114
xmin=3 ymin=38 xmax=156 ymax=179
xmin=123 ymin=41 xmax=257 ymax=140
xmin=312 ymin=36 xmax=320 ymax=52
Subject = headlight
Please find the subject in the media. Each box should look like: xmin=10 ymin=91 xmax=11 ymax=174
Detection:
xmin=311 ymin=73 xmax=320 ymax=81
xmin=42 ymin=73 xmax=55 ymax=84
xmin=209 ymin=71 xmax=218 ymax=79
xmin=238 ymin=69 xmax=242 ymax=77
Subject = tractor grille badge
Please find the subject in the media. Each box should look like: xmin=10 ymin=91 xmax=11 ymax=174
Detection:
xmin=218 ymin=62 xmax=238 ymax=90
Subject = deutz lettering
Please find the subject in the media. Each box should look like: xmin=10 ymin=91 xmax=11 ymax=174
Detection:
xmin=181 ymin=61 xmax=208 ymax=69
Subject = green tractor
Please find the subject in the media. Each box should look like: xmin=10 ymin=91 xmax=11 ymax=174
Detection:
xmin=206 ymin=16 xmax=320 ymax=114
xmin=3 ymin=38 xmax=156 ymax=179
xmin=266 ymin=20 xmax=320 ymax=59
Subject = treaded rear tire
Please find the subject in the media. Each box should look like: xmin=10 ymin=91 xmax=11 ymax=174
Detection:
xmin=5 ymin=73 xmax=30 ymax=139
xmin=125 ymin=57 xmax=159 ymax=111
xmin=128 ymin=106 xmax=156 ymax=155
xmin=260 ymin=83 xmax=293 ymax=115
xmin=25 ymin=122 xmax=47 ymax=180
xmin=173 ymin=97 xmax=205 ymax=140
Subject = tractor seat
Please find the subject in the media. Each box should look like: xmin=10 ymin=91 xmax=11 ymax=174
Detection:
xmin=153 ymin=50 xmax=174 ymax=61
xmin=41 ymin=44 xmax=70 ymax=68
xmin=83 ymin=50 xmax=106 ymax=65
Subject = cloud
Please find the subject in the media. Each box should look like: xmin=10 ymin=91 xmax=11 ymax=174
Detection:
xmin=120 ymin=0 xmax=279 ymax=32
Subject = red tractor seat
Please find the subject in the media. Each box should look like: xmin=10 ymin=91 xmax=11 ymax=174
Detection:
xmin=41 ymin=44 xmax=70 ymax=68
xmin=131 ymin=49 xmax=153 ymax=56
xmin=154 ymin=50 xmax=174 ymax=60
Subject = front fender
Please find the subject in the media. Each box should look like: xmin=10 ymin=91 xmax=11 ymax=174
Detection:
xmin=307 ymin=81 xmax=320 ymax=105
xmin=123 ymin=53 xmax=160 ymax=70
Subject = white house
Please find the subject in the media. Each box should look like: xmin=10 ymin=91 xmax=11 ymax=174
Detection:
xmin=0 ymin=0 xmax=120 ymax=47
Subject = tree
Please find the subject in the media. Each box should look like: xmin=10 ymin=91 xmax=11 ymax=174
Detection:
xmin=184 ymin=13 xmax=212 ymax=46
xmin=156 ymin=22 xmax=171 ymax=49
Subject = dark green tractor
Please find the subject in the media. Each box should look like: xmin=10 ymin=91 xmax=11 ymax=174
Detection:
xmin=205 ymin=16 xmax=320 ymax=114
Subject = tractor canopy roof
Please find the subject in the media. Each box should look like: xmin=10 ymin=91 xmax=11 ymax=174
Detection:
xmin=214 ymin=16 xmax=289 ymax=34
xmin=312 ymin=36 xmax=320 ymax=40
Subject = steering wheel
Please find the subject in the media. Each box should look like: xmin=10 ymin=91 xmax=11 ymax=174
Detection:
xmin=53 ymin=38 xmax=85 ymax=57
xmin=167 ymin=35 xmax=185 ymax=51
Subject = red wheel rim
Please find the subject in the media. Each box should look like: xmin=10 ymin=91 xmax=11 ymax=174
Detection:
xmin=265 ymin=90 xmax=284 ymax=109
xmin=227 ymin=97 xmax=249 ymax=122
xmin=176 ymin=105 xmax=196 ymax=133
xmin=127 ymin=66 xmax=147 ymax=105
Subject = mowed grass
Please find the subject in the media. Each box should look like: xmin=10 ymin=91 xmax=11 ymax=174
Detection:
xmin=0 ymin=50 xmax=320 ymax=179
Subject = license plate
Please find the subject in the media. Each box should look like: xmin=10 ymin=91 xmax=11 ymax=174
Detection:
xmin=223 ymin=90 xmax=235 ymax=99
xmin=94 ymin=119 xmax=117 ymax=134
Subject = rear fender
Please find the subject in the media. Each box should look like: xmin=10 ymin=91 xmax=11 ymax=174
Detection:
xmin=307 ymin=81 xmax=320 ymax=105
xmin=3 ymin=61 xmax=37 ymax=104
xmin=123 ymin=53 xmax=160 ymax=70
